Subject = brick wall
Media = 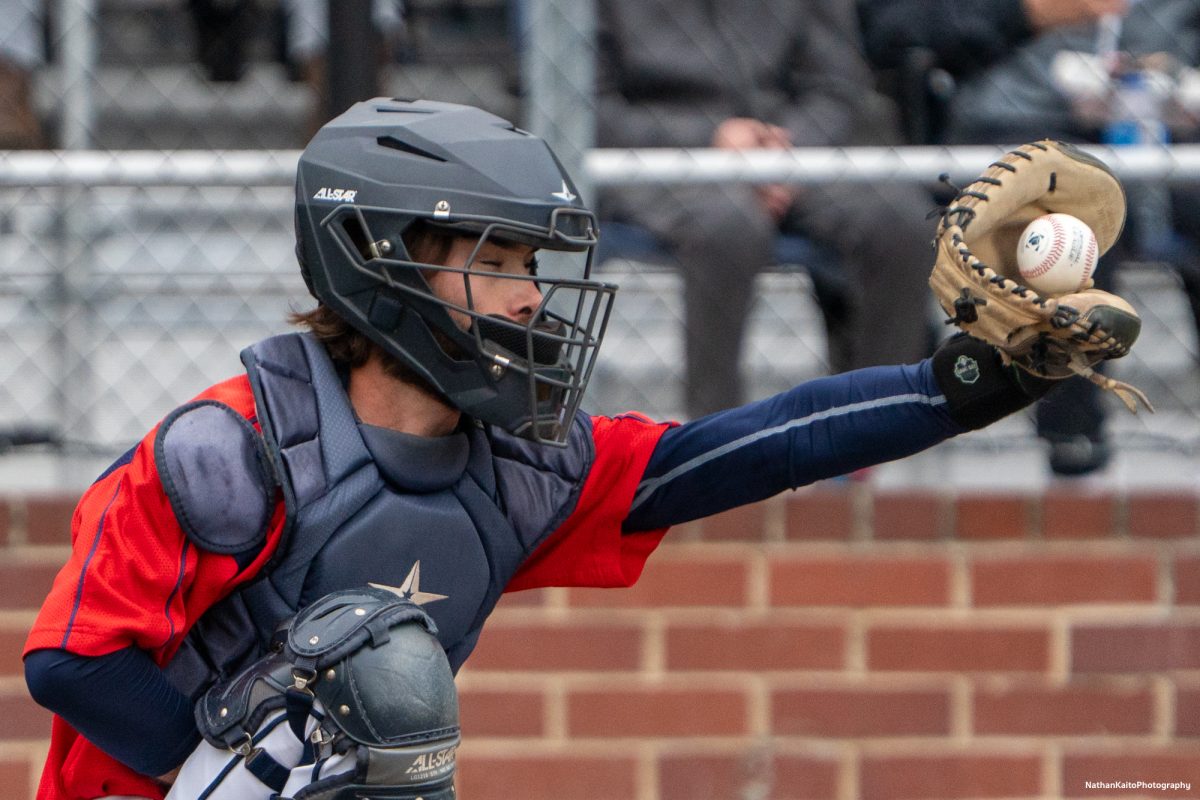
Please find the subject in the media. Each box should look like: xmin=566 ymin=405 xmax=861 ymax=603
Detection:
xmin=3 ymin=485 xmax=1199 ymax=800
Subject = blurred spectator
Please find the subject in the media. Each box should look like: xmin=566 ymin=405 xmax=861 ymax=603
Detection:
xmin=282 ymin=0 xmax=404 ymax=131
xmin=859 ymin=0 xmax=1128 ymax=93
xmin=0 ymin=0 xmax=410 ymax=149
xmin=189 ymin=0 xmax=257 ymax=83
xmin=859 ymin=0 xmax=1200 ymax=476
xmin=0 ymin=0 xmax=44 ymax=148
xmin=595 ymin=0 xmax=938 ymax=420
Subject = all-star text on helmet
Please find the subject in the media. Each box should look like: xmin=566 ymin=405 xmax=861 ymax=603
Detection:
xmin=294 ymin=98 xmax=616 ymax=446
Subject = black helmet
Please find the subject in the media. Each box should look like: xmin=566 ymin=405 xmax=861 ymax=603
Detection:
xmin=295 ymin=98 xmax=616 ymax=446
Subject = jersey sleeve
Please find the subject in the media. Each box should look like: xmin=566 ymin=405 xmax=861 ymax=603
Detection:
xmin=505 ymin=412 xmax=675 ymax=591
xmin=625 ymin=361 xmax=962 ymax=531
xmin=24 ymin=375 xmax=284 ymax=661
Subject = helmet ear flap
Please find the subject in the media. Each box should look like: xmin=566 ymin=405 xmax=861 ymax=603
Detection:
xmin=295 ymin=203 xmax=317 ymax=297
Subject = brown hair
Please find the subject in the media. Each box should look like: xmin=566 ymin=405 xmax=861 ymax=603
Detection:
xmin=290 ymin=221 xmax=459 ymax=377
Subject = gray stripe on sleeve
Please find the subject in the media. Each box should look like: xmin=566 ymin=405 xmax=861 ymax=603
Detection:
xmin=629 ymin=392 xmax=947 ymax=512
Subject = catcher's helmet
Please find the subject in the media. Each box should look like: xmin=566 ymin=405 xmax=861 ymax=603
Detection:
xmin=295 ymin=98 xmax=616 ymax=446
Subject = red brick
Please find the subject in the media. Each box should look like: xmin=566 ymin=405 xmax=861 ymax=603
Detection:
xmin=1174 ymin=556 xmax=1200 ymax=605
xmin=569 ymin=554 xmax=751 ymax=608
xmin=659 ymin=752 xmax=840 ymax=800
xmin=971 ymin=555 xmax=1157 ymax=606
xmin=0 ymin=758 xmax=31 ymax=800
xmin=0 ymin=563 xmax=60 ymax=610
xmin=458 ymin=689 xmax=544 ymax=737
xmin=954 ymin=495 xmax=1032 ymax=540
xmin=872 ymin=491 xmax=944 ymax=541
xmin=468 ymin=623 xmax=642 ymax=671
xmin=494 ymin=588 xmax=550 ymax=608
xmin=773 ymin=687 xmax=951 ymax=737
xmin=1071 ymin=623 xmax=1200 ymax=673
xmin=1127 ymin=493 xmax=1199 ymax=539
xmin=1177 ymin=687 xmax=1200 ymax=736
xmin=770 ymin=556 xmax=950 ymax=607
xmin=868 ymin=626 xmax=1051 ymax=673
xmin=694 ymin=501 xmax=771 ymax=542
xmin=666 ymin=621 xmax=846 ymax=671
xmin=0 ymin=628 xmax=28 ymax=677
xmin=786 ymin=488 xmax=854 ymax=541
xmin=0 ymin=499 xmax=11 ymax=546
xmin=1062 ymin=750 xmax=1200 ymax=797
xmin=1041 ymin=488 xmax=1119 ymax=539
xmin=568 ymin=686 xmax=747 ymax=736
xmin=860 ymin=753 xmax=1042 ymax=799
xmin=24 ymin=495 xmax=76 ymax=546
xmin=0 ymin=691 xmax=52 ymax=739
xmin=973 ymin=683 xmax=1155 ymax=735
xmin=457 ymin=754 xmax=637 ymax=800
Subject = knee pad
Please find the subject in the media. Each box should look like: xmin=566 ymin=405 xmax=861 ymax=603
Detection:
xmin=196 ymin=587 xmax=460 ymax=800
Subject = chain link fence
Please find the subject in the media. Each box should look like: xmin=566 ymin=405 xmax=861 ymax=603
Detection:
xmin=0 ymin=0 xmax=1198 ymax=490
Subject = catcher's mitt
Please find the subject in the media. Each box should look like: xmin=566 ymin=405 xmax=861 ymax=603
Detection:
xmin=929 ymin=140 xmax=1152 ymax=413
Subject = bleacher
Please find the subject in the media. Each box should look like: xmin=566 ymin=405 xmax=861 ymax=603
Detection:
xmin=2 ymin=0 xmax=1198 ymax=493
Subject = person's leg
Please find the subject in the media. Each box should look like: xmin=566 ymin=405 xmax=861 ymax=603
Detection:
xmin=610 ymin=183 xmax=776 ymax=419
xmin=281 ymin=0 xmax=403 ymax=135
xmin=788 ymin=181 xmax=938 ymax=370
xmin=669 ymin=186 xmax=776 ymax=417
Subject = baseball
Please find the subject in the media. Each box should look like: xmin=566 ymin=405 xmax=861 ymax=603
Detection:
xmin=1016 ymin=213 xmax=1098 ymax=295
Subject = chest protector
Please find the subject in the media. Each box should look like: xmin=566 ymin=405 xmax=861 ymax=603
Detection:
xmin=163 ymin=333 xmax=593 ymax=699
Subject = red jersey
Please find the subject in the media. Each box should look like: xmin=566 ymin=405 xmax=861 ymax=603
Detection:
xmin=25 ymin=375 xmax=671 ymax=800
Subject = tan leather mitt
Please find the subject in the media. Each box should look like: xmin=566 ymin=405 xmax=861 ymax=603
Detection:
xmin=929 ymin=140 xmax=1152 ymax=413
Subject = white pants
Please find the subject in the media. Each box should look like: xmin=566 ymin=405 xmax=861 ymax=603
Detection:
xmin=163 ymin=705 xmax=353 ymax=800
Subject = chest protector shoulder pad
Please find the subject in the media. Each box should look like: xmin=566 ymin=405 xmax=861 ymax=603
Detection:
xmin=155 ymin=399 xmax=276 ymax=556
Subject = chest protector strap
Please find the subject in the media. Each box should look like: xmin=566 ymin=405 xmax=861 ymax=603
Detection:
xmin=236 ymin=334 xmax=383 ymax=643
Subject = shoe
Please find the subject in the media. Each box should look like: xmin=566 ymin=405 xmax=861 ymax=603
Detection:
xmin=1048 ymin=435 xmax=1111 ymax=477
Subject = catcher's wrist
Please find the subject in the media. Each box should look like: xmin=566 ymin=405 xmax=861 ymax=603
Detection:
xmin=931 ymin=334 xmax=1050 ymax=430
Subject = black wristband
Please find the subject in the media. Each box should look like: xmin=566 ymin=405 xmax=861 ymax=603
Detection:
xmin=931 ymin=334 xmax=1054 ymax=430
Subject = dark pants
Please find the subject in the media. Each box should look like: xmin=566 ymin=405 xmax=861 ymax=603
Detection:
xmin=606 ymin=180 xmax=937 ymax=418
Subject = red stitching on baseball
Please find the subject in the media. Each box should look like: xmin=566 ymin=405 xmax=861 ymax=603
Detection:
xmin=1026 ymin=216 xmax=1065 ymax=278
xmin=1083 ymin=232 xmax=1097 ymax=283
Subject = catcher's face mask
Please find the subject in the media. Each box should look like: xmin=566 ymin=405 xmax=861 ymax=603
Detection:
xmin=317 ymin=205 xmax=615 ymax=447
xmin=295 ymin=98 xmax=618 ymax=446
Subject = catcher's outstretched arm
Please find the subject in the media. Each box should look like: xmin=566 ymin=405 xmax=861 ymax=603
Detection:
xmin=623 ymin=336 xmax=1046 ymax=532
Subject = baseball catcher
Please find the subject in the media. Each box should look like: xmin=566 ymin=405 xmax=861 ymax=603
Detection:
xmin=929 ymin=139 xmax=1151 ymax=413
xmin=26 ymin=103 xmax=1145 ymax=800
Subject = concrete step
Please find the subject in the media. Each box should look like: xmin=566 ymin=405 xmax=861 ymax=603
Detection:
xmin=31 ymin=62 xmax=516 ymax=148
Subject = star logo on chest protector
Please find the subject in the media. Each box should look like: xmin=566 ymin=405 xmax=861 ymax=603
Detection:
xmin=370 ymin=561 xmax=449 ymax=606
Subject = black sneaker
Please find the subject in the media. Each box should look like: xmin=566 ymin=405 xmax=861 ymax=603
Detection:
xmin=1048 ymin=435 xmax=1111 ymax=477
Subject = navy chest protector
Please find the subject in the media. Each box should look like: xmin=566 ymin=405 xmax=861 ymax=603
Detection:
xmin=162 ymin=333 xmax=593 ymax=699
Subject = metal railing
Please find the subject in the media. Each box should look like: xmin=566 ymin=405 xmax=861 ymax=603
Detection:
xmin=6 ymin=143 xmax=1200 ymax=186
xmin=1 ymin=144 xmax=1197 ymax=490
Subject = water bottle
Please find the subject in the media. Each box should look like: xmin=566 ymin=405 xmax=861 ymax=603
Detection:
xmin=1103 ymin=70 xmax=1174 ymax=260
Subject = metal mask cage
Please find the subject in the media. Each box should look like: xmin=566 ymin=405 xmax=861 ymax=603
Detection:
xmin=321 ymin=205 xmax=617 ymax=445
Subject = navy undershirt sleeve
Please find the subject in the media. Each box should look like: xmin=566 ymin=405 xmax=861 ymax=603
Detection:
xmin=25 ymin=645 xmax=200 ymax=776
xmin=624 ymin=360 xmax=964 ymax=532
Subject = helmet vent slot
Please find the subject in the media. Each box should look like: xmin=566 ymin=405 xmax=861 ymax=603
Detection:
xmin=341 ymin=216 xmax=376 ymax=261
xmin=376 ymin=135 xmax=447 ymax=162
